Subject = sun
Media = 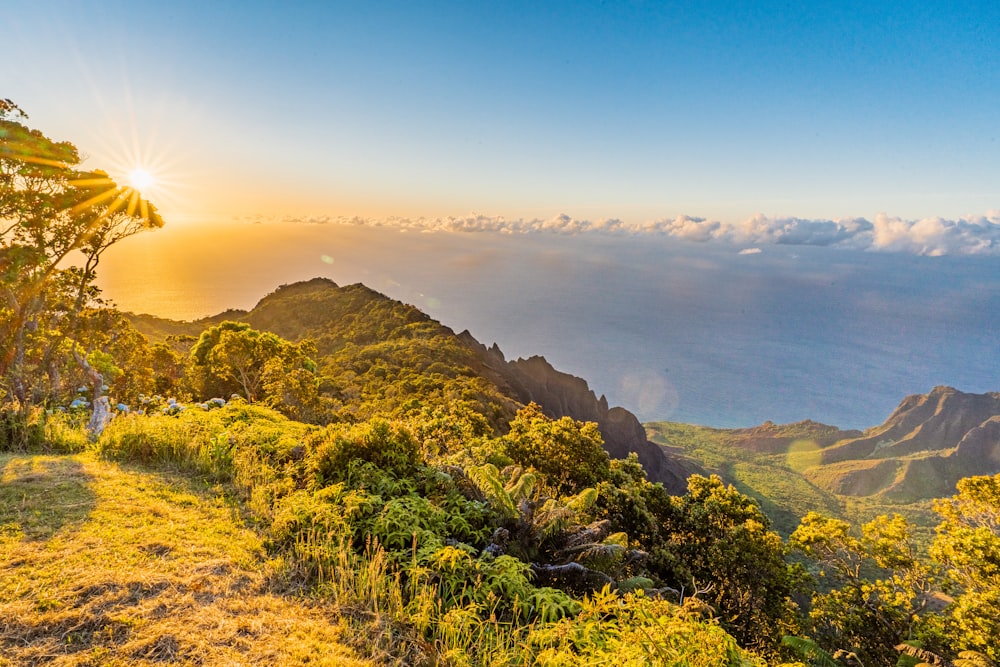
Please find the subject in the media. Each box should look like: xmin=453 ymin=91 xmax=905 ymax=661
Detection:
xmin=128 ymin=168 xmax=155 ymax=192
xmin=85 ymin=96 xmax=185 ymax=219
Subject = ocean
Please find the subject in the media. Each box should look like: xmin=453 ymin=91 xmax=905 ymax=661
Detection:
xmin=96 ymin=221 xmax=1000 ymax=429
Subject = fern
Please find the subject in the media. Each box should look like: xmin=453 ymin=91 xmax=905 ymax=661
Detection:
xmin=466 ymin=463 xmax=518 ymax=519
xmin=781 ymin=635 xmax=839 ymax=667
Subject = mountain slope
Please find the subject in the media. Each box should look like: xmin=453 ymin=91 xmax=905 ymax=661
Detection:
xmin=819 ymin=386 xmax=1000 ymax=464
xmin=649 ymin=387 xmax=1000 ymax=532
xmin=645 ymin=420 xmax=854 ymax=535
xmin=805 ymin=387 xmax=1000 ymax=501
xmin=127 ymin=278 xmax=692 ymax=492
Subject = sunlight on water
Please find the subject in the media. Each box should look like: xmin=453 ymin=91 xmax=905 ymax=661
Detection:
xmin=619 ymin=370 xmax=679 ymax=421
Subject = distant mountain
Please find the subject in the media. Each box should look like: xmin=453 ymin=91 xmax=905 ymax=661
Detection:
xmin=804 ymin=386 xmax=1000 ymax=501
xmin=127 ymin=278 xmax=693 ymax=493
xmin=648 ymin=386 xmax=1000 ymax=532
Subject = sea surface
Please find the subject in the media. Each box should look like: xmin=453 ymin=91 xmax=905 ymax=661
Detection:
xmin=97 ymin=221 xmax=1000 ymax=429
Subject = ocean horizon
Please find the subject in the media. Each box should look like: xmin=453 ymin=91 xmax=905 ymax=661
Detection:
xmin=97 ymin=221 xmax=1000 ymax=430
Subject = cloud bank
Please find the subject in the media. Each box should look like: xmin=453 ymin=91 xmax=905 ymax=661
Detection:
xmin=251 ymin=210 xmax=1000 ymax=256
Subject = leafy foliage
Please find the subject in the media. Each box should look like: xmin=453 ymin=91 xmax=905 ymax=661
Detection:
xmin=1 ymin=100 xmax=162 ymax=438
xmin=930 ymin=475 xmax=1000 ymax=662
xmin=502 ymin=403 xmax=611 ymax=495
xmin=653 ymin=474 xmax=797 ymax=654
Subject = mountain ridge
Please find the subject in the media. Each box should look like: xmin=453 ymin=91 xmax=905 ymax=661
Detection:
xmin=648 ymin=385 xmax=1000 ymax=533
xmin=803 ymin=386 xmax=1000 ymax=501
xmin=126 ymin=277 xmax=694 ymax=493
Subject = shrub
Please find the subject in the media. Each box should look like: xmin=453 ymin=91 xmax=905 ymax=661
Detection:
xmin=502 ymin=404 xmax=610 ymax=494
xmin=308 ymin=419 xmax=421 ymax=484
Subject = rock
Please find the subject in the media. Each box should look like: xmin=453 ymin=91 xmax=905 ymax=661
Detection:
xmin=466 ymin=347 xmax=698 ymax=493
xmin=530 ymin=562 xmax=613 ymax=596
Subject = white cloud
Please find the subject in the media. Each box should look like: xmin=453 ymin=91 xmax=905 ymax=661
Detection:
xmin=269 ymin=210 xmax=1000 ymax=256
xmin=738 ymin=247 xmax=762 ymax=255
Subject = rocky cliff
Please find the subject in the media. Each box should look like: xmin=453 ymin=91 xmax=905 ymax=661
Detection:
xmin=803 ymin=387 xmax=1000 ymax=501
xmin=460 ymin=338 xmax=698 ymax=494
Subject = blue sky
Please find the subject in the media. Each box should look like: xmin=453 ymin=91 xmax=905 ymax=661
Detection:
xmin=4 ymin=0 xmax=998 ymax=224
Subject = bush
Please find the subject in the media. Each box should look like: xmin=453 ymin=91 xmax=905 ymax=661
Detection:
xmin=308 ymin=419 xmax=421 ymax=484
xmin=0 ymin=407 xmax=87 ymax=453
xmin=502 ymin=404 xmax=610 ymax=494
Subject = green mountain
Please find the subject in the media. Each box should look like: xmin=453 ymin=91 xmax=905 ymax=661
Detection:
xmin=127 ymin=277 xmax=696 ymax=493
xmin=648 ymin=386 xmax=1000 ymax=534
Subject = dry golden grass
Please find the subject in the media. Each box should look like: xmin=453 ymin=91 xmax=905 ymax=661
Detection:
xmin=0 ymin=452 xmax=372 ymax=666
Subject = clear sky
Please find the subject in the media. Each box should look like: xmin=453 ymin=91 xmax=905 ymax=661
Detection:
xmin=4 ymin=0 xmax=999 ymax=226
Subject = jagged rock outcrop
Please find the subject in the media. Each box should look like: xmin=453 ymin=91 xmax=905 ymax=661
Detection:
xmin=803 ymin=387 xmax=1000 ymax=501
xmin=461 ymin=341 xmax=698 ymax=494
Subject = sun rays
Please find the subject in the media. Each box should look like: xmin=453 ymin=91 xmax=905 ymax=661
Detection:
xmin=77 ymin=84 xmax=191 ymax=221
xmin=128 ymin=167 xmax=155 ymax=192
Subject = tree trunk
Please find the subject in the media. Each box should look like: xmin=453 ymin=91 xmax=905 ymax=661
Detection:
xmin=73 ymin=348 xmax=110 ymax=440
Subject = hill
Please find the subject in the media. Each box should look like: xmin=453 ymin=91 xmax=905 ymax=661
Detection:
xmin=805 ymin=386 xmax=1000 ymax=501
xmin=648 ymin=386 xmax=1000 ymax=533
xmin=127 ymin=278 xmax=694 ymax=493
xmin=645 ymin=420 xmax=857 ymax=535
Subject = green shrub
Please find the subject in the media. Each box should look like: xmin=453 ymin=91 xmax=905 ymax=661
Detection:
xmin=308 ymin=419 xmax=421 ymax=484
xmin=0 ymin=407 xmax=88 ymax=453
xmin=270 ymin=484 xmax=379 ymax=582
xmin=502 ymin=404 xmax=610 ymax=495
xmin=44 ymin=410 xmax=89 ymax=452
xmin=0 ymin=408 xmax=48 ymax=451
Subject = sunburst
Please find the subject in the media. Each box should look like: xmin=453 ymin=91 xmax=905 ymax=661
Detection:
xmin=128 ymin=167 xmax=155 ymax=192
xmin=80 ymin=89 xmax=190 ymax=221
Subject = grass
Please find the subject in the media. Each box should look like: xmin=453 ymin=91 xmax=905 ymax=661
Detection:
xmin=0 ymin=452 xmax=371 ymax=667
xmin=0 ymin=449 xmax=761 ymax=667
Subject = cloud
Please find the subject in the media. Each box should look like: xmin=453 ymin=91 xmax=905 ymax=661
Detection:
xmin=267 ymin=210 xmax=1000 ymax=256
xmin=738 ymin=247 xmax=762 ymax=255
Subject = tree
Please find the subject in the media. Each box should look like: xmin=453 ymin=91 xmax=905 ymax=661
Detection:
xmin=655 ymin=474 xmax=796 ymax=655
xmin=502 ymin=403 xmax=611 ymax=494
xmin=186 ymin=321 xmax=321 ymax=417
xmin=930 ymin=474 xmax=1000 ymax=661
xmin=1 ymin=99 xmax=163 ymax=438
xmin=790 ymin=511 xmax=942 ymax=666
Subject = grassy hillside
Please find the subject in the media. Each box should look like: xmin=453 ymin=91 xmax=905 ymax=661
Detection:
xmin=0 ymin=452 xmax=369 ymax=666
xmin=0 ymin=400 xmax=772 ymax=666
xmin=645 ymin=421 xmax=938 ymax=537
xmin=7 ymin=276 xmax=994 ymax=665
xmin=128 ymin=278 xmax=522 ymax=427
